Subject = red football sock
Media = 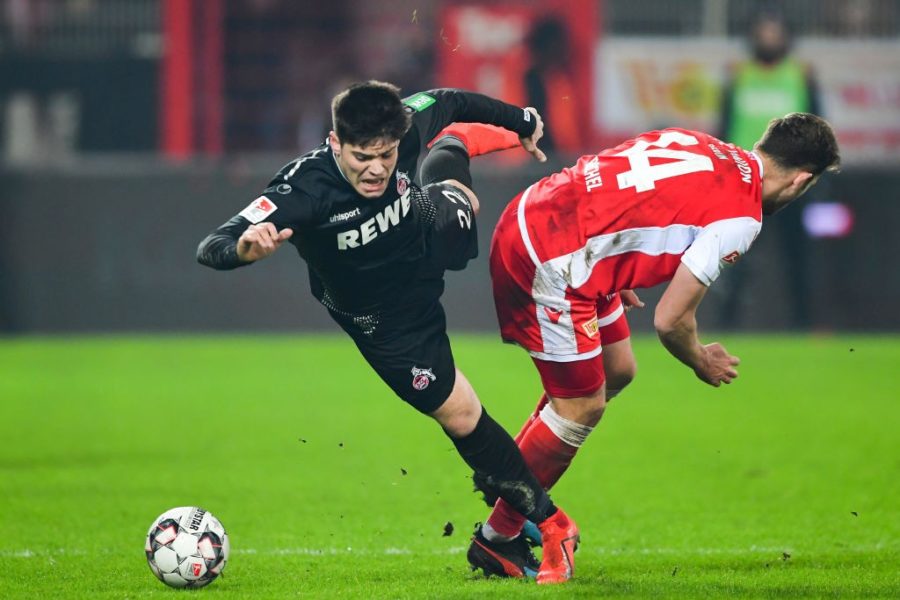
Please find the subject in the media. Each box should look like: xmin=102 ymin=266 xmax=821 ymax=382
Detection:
xmin=513 ymin=393 xmax=550 ymax=445
xmin=486 ymin=415 xmax=579 ymax=538
xmin=428 ymin=123 xmax=521 ymax=157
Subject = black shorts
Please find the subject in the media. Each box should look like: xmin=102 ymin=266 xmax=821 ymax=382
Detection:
xmin=324 ymin=182 xmax=476 ymax=413
xmin=330 ymin=300 xmax=456 ymax=414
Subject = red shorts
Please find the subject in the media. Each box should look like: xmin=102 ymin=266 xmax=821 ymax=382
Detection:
xmin=490 ymin=191 xmax=631 ymax=397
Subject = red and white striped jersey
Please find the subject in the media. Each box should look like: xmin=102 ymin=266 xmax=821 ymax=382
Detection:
xmin=516 ymin=128 xmax=763 ymax=297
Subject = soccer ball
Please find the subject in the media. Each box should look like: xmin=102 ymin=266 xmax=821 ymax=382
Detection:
xmin=145 ymin=506 xmax=230 ymax=588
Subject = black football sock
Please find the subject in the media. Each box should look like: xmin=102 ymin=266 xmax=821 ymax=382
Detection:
xmin=420 ymin=137 xmax=473 ymax=189
xmin=447 ymin=408 xmax=557 ymax=525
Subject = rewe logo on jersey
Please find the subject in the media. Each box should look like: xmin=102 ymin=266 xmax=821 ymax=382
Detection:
xmin=337 ymin=194 xmax=411 ymax=249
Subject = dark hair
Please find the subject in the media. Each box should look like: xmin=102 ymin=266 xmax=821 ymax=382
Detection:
xmin=331 ymin=80 xmax=411 ymax=147
xmin=756 ymin=112 xmax=841 ymax=176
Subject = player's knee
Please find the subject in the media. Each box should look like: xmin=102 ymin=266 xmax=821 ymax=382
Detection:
xmin=436 ymin=402 xmax=480 ymax=438
xmin=607 ymin=360 xmax=637 ymax=394
xmin=551 ymin=385 xmax=607 ymax=426
xmin=581 ymin=387 xmax=608 ymax=423
xmin=430 ymin=371 xmax=481 ymax=437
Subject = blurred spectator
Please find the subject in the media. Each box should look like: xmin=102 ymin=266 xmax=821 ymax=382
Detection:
xmin=717 ymin=12 xmax=821 ymax=330
xmin=829 ymin=0 xmax=897 ymax=37
xmin=521 ymin=16 xmax=585 ymax=157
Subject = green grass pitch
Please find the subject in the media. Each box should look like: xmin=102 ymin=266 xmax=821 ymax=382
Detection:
xmin=1 ymin=334 xmax=898 ymax=598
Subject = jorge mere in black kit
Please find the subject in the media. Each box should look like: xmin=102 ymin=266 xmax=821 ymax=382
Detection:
xmin=196 ymin=82 xmax=582 ymax=584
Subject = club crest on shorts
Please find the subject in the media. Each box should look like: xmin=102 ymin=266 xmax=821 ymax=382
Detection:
xmin=411 ymin=366 xmax=436 ymax=390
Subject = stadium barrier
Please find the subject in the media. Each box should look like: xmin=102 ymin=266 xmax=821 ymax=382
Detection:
xmin=0 ymin=164 xmax=896 ymax=333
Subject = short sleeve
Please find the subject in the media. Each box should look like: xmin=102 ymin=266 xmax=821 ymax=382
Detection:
xmin=681 ymin=217 xmax=761 ymax=286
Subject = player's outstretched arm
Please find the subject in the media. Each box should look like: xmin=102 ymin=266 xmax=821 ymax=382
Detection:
xmin=655 ymin=264 xmax=740 ymax=387
xmin=236 ymin=223 xmax=293 ymax=263
xmin=197 ymin=217 xmax=293 ymax=270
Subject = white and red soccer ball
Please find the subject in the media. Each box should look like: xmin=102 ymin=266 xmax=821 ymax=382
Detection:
xmin=145 ymin=506 xmax=229 ymax=588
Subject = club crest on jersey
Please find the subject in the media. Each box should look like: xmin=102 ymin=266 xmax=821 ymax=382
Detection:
xmin=239 ymin=196 xmax=278 ymax=224
xmin=722 ymin=251 xmax=741 ymax=265
xmin=411 ymin=366 xmax=436 ymax=391
xmin=396 ymin=170 xmax=409 ymax=195
xmin=582 ymin=317 xmax=599 ymax=338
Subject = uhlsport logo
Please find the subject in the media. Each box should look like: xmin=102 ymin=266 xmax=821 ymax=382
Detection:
xmin=411 ymin=366 xmax=436 ymax=390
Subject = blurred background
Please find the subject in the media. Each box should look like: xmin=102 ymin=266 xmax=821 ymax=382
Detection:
xmin=1 ymin=0 xmax=898 ymax=334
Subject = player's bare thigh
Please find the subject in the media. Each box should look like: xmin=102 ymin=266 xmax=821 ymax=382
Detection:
xmin=429 ymin=368 xmax=482 ymax=437
xmin=603 ymin=337 xmax=637 ymax=398
xmin=545 ymin=337 xmax=637 ymax=426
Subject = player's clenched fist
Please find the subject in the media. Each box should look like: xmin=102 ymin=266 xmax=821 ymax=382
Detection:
xmin=237 ymin=223 xmax=293 ymax=263
xmin=520 ymin=107 xmax=547 ymax=163
xmin=695 ymin=342 xmax=741 ymax=387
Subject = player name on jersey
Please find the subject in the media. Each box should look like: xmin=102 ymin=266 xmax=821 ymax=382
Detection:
xmin=584 ymin=156 xmax=603 ymax=192
xmin=728 ymin=148 xmax=754 ymax=184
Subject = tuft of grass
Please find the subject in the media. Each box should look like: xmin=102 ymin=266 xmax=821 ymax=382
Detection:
xmin=1 ymin=334 xmax=898 ymax=598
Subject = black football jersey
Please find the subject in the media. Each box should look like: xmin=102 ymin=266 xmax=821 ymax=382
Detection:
xmin=197 ymin=88 xmax=536 ymax=313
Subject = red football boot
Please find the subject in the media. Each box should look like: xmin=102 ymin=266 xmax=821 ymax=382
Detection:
xmin=428 ymin=123 xmax=521 ymax=157
xmin=536 ymin=508 xmax=580 ymax=584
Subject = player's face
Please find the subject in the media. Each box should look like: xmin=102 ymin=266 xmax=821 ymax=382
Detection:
xmin=330 ymin=134 xmax=400 ymax=199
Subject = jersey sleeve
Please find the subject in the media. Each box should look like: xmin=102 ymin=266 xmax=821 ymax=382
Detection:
xmin=196 ymin=184 xmax=317 ymax=270
xmin=403 ymin=88 xmax=537 ymax=150
xmin=680 ymin=217 xmax=761 ymax=286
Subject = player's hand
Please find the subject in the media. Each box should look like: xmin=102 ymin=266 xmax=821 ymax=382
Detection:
xmin=621 ymin=289 xmax=645 ymax=311
xmin=694 ymin=343 xmax=740 ymax=387
xmin=520 ymin=107 xmax=547 ymax=163
xmin=237 ymin=223 xmax=293 ymax=263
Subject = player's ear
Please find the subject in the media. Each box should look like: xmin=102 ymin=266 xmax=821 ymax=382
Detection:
xmin=328 ymin=131 xmax=341 ymax=155
xmin=791 ymin=170 xmax=814 ymax=193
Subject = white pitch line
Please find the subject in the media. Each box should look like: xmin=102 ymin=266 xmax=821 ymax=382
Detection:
xmin=2 ymin=543 xmax=891 ymax=559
